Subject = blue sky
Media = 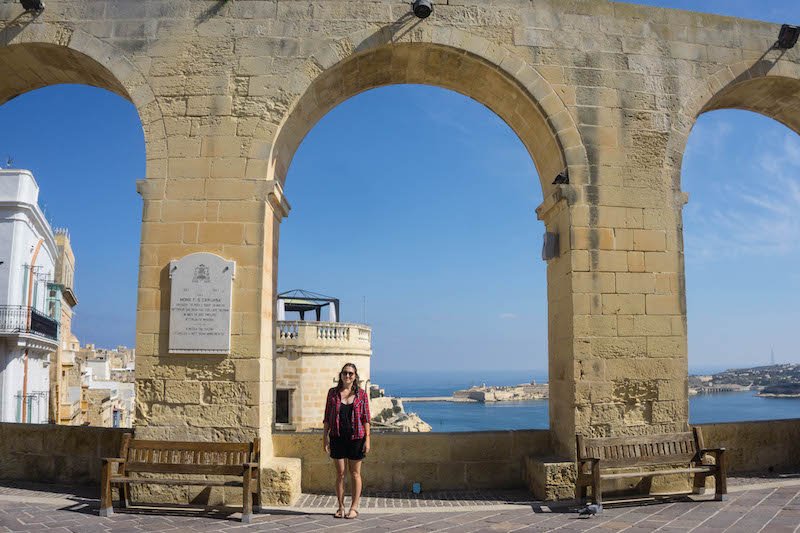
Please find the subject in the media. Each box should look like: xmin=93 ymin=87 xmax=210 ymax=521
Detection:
xmin=0 ymin=1 xmax=798 ymax=373
xmin=0 ymin=86 xmax=144 ymax=349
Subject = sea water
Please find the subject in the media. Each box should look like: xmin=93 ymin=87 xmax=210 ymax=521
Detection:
xmin=372 ymin=369 xmax=800 ymax=432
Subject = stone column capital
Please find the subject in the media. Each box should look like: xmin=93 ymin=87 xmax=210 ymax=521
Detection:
xmin=536 ymin=184 xmax=573 ymax=222
xmin=263 ymin=180 xmax=291 ymax=220
xmin=136 ymin=178 xmax=164 ymax=200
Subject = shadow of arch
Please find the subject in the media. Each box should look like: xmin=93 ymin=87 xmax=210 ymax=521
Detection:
xmin=261 ymin=28 xmax=587 ymax=199
xmin=0 ymin=29 xmax=165 ymax=170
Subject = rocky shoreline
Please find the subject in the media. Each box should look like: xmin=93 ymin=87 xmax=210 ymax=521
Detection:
xmin=757 ymin=384 xmax=800 ymax=398
xmin=369 ymin=385 xmax=432 ymax=432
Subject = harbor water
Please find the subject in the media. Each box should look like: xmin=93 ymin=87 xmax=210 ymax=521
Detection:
xmin=372 ymin=370 xmax=800 ymax=432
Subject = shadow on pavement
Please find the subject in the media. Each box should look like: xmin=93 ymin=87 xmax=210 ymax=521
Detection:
xmin=59 ymin=499 xmax=244 ymax=521
xmin=529 ymin=493 xmax=713 ymax=515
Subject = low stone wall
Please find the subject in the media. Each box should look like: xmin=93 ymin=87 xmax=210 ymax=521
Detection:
xmin=697 ymin=419 xmax=800 ymax=474
xmin=0 ymin=419 xmax=798 ymax=497
xmin=273 ymin=430 xmax=552 ymax=493
xmin=0 ymin=423 xmax=129 ymax=486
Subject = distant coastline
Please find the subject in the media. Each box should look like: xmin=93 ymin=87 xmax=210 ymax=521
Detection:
xmin=689 ymin=363 xmax=800 ymax=397
xmin=399 ymin=383 xmax=549 ymax=403
xmin=400 ymin=396 xmax=476 ymax=403
xmin=371 ymin=365 xmax=800 ymax=433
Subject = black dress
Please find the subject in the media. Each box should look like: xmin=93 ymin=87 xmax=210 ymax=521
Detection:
xmin=329 ymin=403 xmax=366 ymax=460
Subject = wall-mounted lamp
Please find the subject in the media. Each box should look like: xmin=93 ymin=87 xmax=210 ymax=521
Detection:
xmin=777 ymin=24 xmax=800 ymax=49
xmin=412 ymin=0 xmax=433 ymax=19
xmin=552 ymin=169 xmax=569 ymax=185
xmin=20 ymin=0 xmax=44 ymax=12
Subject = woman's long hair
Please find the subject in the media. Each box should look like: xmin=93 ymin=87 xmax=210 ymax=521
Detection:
xmin=336 ymin=362 xmax=360 ymax=393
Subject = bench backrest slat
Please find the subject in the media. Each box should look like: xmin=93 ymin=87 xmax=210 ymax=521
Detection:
xmin=124 ymin=463 xmax=246 ymax=476
xmin=120 ymin=438 xmax=260 ymax=476
xmin=577 ymin=431 xmax=699 ymax=468
xmin=128 ymin=440 xmax=252 ymax=452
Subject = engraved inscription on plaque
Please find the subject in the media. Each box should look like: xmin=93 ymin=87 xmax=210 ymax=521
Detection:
xmin=168 ymin=252 xmax=235 ymax=354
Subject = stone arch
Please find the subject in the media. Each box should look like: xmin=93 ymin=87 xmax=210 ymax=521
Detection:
xmin=0 ymin=26 xmax=163 ymax=429
xmin=262 ymin=26 xmax=587 ymax=199
xmin=672 ymin=58 xmax=800 ymax=189
xmin=0 ymin=23 xmax=165 ymax=173
xmin=259 ymin=26 xmax=587 ymax=444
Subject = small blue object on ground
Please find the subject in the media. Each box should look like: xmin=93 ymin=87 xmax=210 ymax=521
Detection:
xmin=412 ymin=483 xmax=421 ymax=494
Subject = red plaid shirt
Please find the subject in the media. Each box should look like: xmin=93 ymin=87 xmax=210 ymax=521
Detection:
xmin=323 ymin=387 xmax=371 ymax=439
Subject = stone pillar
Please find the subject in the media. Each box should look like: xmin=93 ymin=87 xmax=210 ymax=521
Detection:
xmin=538 ymin=148 xmax=689 ymax=465
xmin=134 ymin=171 xmax=294 ymax=503
xmin=562 ymin=142 xmax=689 ymax=450
xmin=134 ymin=169 xmax=288 ymax=447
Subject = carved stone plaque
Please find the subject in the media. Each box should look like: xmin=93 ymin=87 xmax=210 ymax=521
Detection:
xmin=168 ymin=252 xmax=235 ymax=354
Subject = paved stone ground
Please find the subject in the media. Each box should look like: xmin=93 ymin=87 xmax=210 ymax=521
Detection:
xmin=294 ymin=489 xmax=536 ymax=509
xmin=0 ymin=479 xmax=799 ymax=532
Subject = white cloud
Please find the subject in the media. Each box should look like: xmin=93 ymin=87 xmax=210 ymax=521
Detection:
xmin=683 ymin=119 xmax=733 ymax=170
xmin=685 ymin=132 xmax=800 ymax=260
xmin=499 ymin=313 xmax=518 ymax=320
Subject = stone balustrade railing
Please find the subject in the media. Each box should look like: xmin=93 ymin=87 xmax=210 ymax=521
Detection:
xmin=276 ymin=321 xmax=371 ymax=354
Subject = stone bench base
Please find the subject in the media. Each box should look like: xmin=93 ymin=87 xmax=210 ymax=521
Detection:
xmin=525 ymin=456 xmax=577 ymax=501
xmin=261 ymin=457 xmax=302 ymax=506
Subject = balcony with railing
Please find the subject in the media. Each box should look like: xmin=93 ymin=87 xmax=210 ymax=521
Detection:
xmin=0 ymin=305 xmax=59 ymax=352
xmin=276 ymin=321 xmax=371 ymax=355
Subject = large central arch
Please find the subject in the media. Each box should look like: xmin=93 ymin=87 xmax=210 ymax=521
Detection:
xmin=263 ymin=28 xmax=590 ymax=459
xmin=267 ymin=29 xmax=587 ymax=197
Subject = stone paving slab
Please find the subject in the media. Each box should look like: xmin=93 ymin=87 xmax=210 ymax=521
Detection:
xmin=2 ymin=475 xmax=795 ymax=510
xmin=0 ymin=484 xmax=798 ymax=532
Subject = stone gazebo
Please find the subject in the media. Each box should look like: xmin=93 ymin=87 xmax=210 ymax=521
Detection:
xmin=274 ymin=290 xmax=371 ymax=431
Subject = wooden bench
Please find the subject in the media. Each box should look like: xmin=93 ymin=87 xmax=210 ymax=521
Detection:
xmin=100 ymin=434 xmax=261 ymax=523
xmin=576 ymin=428 xmax=727 ymax=505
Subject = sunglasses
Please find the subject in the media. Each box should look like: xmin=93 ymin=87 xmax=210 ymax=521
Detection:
xmin=341 ymin=371 xmax=355 ymax=377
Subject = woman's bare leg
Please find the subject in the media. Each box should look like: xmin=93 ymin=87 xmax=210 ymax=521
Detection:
xmin=347 ymin=459 xmax=363 ymax=516
xmin=334 ymin=459 xmax=347 ymax=515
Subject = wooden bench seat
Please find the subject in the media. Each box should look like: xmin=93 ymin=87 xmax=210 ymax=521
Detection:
xmin=100 ymin=435 xmax=262 ymax=523
xmin=576 ymin=427 xmax=727 ymax=505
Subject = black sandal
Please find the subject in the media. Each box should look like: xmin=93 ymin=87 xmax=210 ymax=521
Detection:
xmin=333 ymin=508 xmax=345 ymax=518
xmin=345 ymin=509 xmax=359 ymax=519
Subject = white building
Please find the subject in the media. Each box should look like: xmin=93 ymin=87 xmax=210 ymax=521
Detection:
xmin=86 ymin=356 xmax=111 ymax=381
xmin=0 ymin=169 xmax=59 ymax=424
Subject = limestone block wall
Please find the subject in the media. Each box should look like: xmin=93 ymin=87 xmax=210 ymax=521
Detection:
xmin=0 ymin=421 xmax=798 ymax=490
xmin=1 ymin=0 xmax=800 ymax=459
xmin=0 ymin=422 xmax=130 ymax=485
xmin=273 ymin=429 xmax=552 ymax=492
xmin=700 ymin=419 xmax=800 ymax=474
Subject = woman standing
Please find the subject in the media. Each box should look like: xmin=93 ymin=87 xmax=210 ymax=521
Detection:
xmin=323 ymin=362 xmax=371 ymax=519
